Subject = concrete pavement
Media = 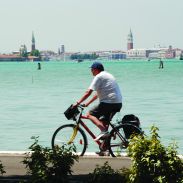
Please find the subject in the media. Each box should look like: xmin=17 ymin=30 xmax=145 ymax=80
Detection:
xmin=0 ymin=152 xmax=131 ymax=177
xmin=0 ymin=152 xmax=182 ymax=182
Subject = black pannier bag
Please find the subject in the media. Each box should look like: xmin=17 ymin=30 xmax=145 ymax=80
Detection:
xmin=64 ymin=105 xmax=80 ymax=120
xmin=122 ymin=114 xmax=141 ymax=139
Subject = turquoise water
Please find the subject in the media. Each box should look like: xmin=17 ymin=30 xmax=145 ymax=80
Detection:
xmin=0 ymin=60 xmax=182 ymax=154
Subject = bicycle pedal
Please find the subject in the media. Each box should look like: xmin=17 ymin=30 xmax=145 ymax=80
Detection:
xmin=112 ymin=134 xmax=117 ymax=140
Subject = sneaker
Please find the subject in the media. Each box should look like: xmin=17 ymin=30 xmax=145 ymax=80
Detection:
xmin=94 ymin=131 xmax=109 ymax=141
xmin=95 ymin=150 xmax=110 ymax=156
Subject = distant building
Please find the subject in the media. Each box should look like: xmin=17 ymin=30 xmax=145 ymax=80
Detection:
xmin=96 ymin=51 xmax=111 ymax=60
xmin=164 ymin=45 xmax=175 ymax=59
xmin=28 ymin=55 xmax=40 ymax=61
xmin=40 ymin=50 xmax=55 ymax=61
xmin=127 ymin=29 xmax=133 ymax=50
xmin=0 ymin=54 xmax=25 ymax=61
xmin=174 ymin=48 xmax=182 ymax=58
xmin=84 ymin=50 xmax=126 ymax=60
xmin=19 ymin=45 xmax=28 ymax=57
xmin=61 ymin=45 xmax=65 ymax=54
xmin=58 ymin=48 xmax=61 ymax=55
xmin=63 ymin=52 xmax=74 ymax=60
xmin=127 ymin=49 xmax=147 ymax=59
xmin=151 ymin=46 xmax=176 ymax=59
xmin=148 ymin=52 xmax=160 ymax=59
xmin=111 ymin=51 xmax=126 ymax=60
xmin=57 ymin=45 xmax=65 ymax=57
xmin=12 ymin=51 xmax=21 ymax=55
xmin=127 ymin=48 xmax=159 ymax=59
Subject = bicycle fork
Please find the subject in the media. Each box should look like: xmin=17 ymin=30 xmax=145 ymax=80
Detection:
xmin=68 ymin=124 xmax=79 ymax=144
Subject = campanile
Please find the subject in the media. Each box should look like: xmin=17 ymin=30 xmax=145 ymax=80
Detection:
xmin=127 ymin=29 xmax=133 ymax=50
xmin=32 ymin=32 xmax=36 ymax=51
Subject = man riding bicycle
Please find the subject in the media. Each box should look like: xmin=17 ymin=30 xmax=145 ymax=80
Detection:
xmin=74 ymin=62 xmax=122 ymax=141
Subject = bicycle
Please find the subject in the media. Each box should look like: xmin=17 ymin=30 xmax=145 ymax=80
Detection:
xmin=51 ymin=104 xmax=143 ymax=157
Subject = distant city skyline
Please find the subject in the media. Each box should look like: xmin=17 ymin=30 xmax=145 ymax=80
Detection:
xmin=0 ymin=0 xmax=182 ymax=53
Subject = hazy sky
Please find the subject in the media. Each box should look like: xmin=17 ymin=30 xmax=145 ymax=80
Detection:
xmin=0 ymin=0 xmax=182 ymax=53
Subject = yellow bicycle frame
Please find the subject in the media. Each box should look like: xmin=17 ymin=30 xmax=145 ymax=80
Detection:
xmin=67 ymin=124 xmax=79 ymax=144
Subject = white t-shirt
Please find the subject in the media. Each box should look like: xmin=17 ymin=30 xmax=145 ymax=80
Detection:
xmin=89 ymin=71 xmax=122 ymax=103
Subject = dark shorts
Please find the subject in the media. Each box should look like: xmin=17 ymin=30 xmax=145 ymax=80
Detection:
xmin=89 ymin=102 xmax=122 ymax=123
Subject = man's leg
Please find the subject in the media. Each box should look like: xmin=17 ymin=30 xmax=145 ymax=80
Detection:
xmin=87 ymin=113 xmax=107 ymax=131
xmin=87 ymin=112 xmax=110 ymax=142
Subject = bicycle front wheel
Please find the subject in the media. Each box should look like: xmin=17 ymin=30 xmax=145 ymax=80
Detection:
xmin=108 ymin=124 xmax=142 ymax=157
xmin=52 ymin=124 xmax=87 ymax=156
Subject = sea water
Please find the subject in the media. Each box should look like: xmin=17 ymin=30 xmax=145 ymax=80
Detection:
xmin=0 ymin=60 xmax=182 ymax=154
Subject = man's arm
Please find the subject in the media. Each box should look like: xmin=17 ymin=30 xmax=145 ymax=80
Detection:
xmin=85 ymin=93 xmax=98 ymax=107
xmin=76 ymin=89 xmax=93 ymax=105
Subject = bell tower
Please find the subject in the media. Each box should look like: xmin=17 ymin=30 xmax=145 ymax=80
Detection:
xmin=31 ymin=31 xmax=36 ymax=51
xmin=127 ymin=29 xmax=133 ymax=50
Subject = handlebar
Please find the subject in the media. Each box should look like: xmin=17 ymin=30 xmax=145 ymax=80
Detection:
xmin=77 ymin=103 xmax=86 ymax=109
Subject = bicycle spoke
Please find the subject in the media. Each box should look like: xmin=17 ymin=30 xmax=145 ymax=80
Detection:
xmin=108 ymin=124 xmax=142 ymax=157
xmin=52 ymin=124 xmax=87 ymax=156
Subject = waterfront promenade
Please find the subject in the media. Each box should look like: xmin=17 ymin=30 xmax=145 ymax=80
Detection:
xmin=0 ymin=151 xmax=182 ymax=182
xmin=0 ymin=151 xmax=131 ymax=182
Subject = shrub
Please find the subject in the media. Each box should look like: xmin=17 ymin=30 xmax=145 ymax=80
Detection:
xmin=127 ymin=125 xmax=183 ymax=183
xmin=88 ymin=161 xmax=128 ymax=183
xmin=23 ymin=136 xmax=78 ymax=183
xmin=0 ymin=160 xmax=5 ymax=175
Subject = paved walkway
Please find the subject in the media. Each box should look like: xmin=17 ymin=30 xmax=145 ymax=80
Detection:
xmin=0 ymin=152 xmax=131 ymax=177
xmin=0 ymin=152 xmax=182 ymax=182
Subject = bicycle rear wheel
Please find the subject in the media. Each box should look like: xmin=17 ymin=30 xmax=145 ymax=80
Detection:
xmin=108 ymin=124 xmax=142 ymax=157
xmin=52 ymin=124 xmax=87 ymax=156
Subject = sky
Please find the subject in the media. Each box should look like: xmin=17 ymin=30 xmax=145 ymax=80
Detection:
xmin=0 ymin=0 xmax=182 ymax=53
